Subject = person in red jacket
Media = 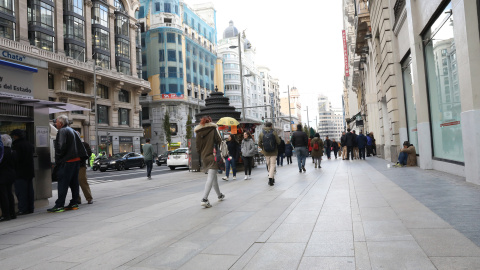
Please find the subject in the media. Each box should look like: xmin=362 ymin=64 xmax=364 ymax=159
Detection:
xmin=308 ymin=136 xmax=313 ymax=163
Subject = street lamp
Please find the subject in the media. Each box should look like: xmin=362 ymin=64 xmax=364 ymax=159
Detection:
xmin=229 ymin=32 xmax=247 ymax=121
xmin=93 ymin=61 xmax=102 ymax=156
xmin=304 ymin=106 xmax=310 ymax=135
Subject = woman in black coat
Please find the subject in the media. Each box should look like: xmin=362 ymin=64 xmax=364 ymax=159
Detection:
xmin=0 ymin=134 xmax=17 ymax=221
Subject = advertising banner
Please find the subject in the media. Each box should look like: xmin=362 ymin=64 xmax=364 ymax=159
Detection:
xmin=0 ymin=65 xmax=34 ymax=99
xmin=342 ymin=30 xmax=349 ymax=77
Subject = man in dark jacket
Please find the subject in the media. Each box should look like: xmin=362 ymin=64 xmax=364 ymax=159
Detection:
xmin=277 ymin=138 xmax=286 ymax=166
xmin=48 ymin=115 xmax=87 ymax=213
xmin=352 ymin=130 xmax=359 ymax=159
xmin=345 ymin=128 xmax=355 ymax=160
xmin=324 ymin=136 xmax=332 ymax=159
xmin=11 ymin=129 xmax=35 ymax=215
xmin=340 ymin=131 xmax=347 ymax=160
xmin=291 ymin=124 xmax=309 ymax=173
xmin=356 ymin=131 xmax=368 ymax=160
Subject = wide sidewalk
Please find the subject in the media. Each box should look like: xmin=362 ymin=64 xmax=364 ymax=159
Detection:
xmin=1 ymin=156 xmax=480 ymax=269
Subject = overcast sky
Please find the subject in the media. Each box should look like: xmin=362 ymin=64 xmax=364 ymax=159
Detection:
xmin=186 ymin=0 xmax=345 ymax=126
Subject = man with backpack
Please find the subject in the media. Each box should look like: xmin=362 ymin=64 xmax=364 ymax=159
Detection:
xmin=258 ymin=122 xmax=280 ymax=186
xmin=291 ymin=124 xmax=309 ymax=173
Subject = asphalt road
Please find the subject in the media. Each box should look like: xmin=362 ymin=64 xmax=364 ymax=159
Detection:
xmin=51 ymin=164 xmax=189 ymax=190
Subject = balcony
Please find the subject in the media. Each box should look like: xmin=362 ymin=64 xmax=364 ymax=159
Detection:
xmin=354 ymin=0 xmax=371 ymax=55
xmin=156 ymin=23 xmax=183 ymax=31
xmin=347 ymin=4 xmax=355 ymax=22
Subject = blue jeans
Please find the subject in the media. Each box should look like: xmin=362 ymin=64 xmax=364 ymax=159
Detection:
xmin=55 ymin=161 xmax=80 ymax=208
xmin=14 ymin=177 xmax=34 ymax=213
xmin=277 ymin=153 xmax=284 ymax=166
xmin=398 ymin=152 xmax=408 ymax=165
xmin=295 ymin=147 xmax=308 ymax=170
xmin=225 ymin=157 xmax=236 ymax=177
xmin=146 ymin=160 xmax=153 ymax=177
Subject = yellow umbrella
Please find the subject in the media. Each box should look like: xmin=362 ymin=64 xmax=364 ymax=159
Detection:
xmin=217 ymin=117 xmax=239 ymax=126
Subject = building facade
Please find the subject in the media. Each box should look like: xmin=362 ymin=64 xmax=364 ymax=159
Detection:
xmin=258 ymin=66 xmax=281 ymax=131
xmin=0 ymin=0 xmax=150 ymax=208
xmin=280 ymin=86 xmax=302 ymax=128
xmin=317 ymin=95 xmax=344 ymax=141
xmin=343 ymin=0 xmax=480 ymax=185
xmin=217 ymin=21 xmax=263 ymax=124
xmin=138 ymin=0 xmax=222 ymax=152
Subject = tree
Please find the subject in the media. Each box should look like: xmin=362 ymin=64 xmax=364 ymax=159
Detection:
xmin=186 ymin=114 xmax=192 ymax=140
xmin=303 ymin=124 xmax=308 ymax=135
xmin=163 ymin=111 xmax=172 ymax=144
xmin=309 ymin=127 xmax=316 ymax=137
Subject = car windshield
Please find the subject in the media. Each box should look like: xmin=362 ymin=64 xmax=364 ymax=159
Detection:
xmin=170 ymin=149 xmax=188 ymax=155
xmin=112 ymin=153 xmax=125 ymax=159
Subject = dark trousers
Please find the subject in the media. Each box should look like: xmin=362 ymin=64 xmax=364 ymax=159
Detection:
xmin=398 ymin=152 xmax=408 ymax=165
xmin=243 ymin=156 xmax=253 ymax=175
xmin=146 ymin=160 xmax=153 ymax=177
xmin=346 ymin=146 xmax=354 ymax=160
xmin=359 ymin=147 xmax=366 ymax=159
xmin=14 ymin=177 xmax=34 ymax=213
xmin=326 ymin=149 xmax=331 ymax=159
xmin=55 ymin=161 xmax=80 ymax=208
xmin=277 ymin=153 xmax=284 ymax=166
xmin=333 ymin=149 xmax=338 ymax=158
xmin=0 ymin=183 xmax=16 ymax=219
xmin=286 ymin=155 xmax=292 ymax=164
xmin=366 ymin=145 xmax=373 ymax=156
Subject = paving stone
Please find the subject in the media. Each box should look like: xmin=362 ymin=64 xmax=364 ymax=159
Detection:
xmin=243 ymin=243 xmax=305 ymax=270
xmin=298 ymin=256 xmax=355 ymax=270
xmin=304 ymin=241 xmax=354 ymax=257
xmin=354 ymin=241 xmax=371 ymax=270
xmin=367 ymin=240 xmax=436 ymax=269
xmin=267 ymin=223 xmax=315 ymax=243
xmin=410 ymin=228 xmax=480 ymax=257
xmin=430 ymin=256 xmax=480 ymax=270
xmin=178 ymin=254 xmax=239 ymax=270
xmin=362 ymin=220 xmax=414 ymax=242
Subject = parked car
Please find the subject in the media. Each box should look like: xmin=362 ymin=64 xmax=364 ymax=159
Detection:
xmin=156 ymin=151 xmax=171 ymax=166
xmin=167 ymin=148 xmax=189 ymax=170
xmin=98 ymin=152 xmax=145 ymax=172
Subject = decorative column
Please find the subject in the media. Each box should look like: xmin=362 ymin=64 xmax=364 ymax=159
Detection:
xmin=129 ymin=21 xmax=138 ymax=77
xmin=109 ymin=10 xmax=116 ymax=70
xmin=17 ymin=0 xmax=29 ymax=44
xmin=55 ymin=0 xmax=64 ymax=54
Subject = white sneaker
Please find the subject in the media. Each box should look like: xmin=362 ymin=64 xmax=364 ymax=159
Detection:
xmin=221 ymin=177 xmax=229 ymax=181
xmin=218 ymin=194 xmax=225 ymax=201
xmin=244 ymin=176 xmax=248 ymax=180
xmin=201 ymin=199 xmax=212 ymax=208
xmin=248 ymin=175 xmax=251 ymax=180
xmin=232 ymin=176 xmax=236 ymax=180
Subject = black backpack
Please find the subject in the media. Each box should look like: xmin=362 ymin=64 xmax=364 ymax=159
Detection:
xmin=262 ymin=129 xmax=277 ymax=152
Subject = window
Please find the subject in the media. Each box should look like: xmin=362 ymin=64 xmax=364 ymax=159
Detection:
xmin=155 ymin=2 xmax=160 ymax=11
xmin=177 ymin=34 xmax=182 ymax=44
xmin=160 ymin=67 xmax=165 ymax=78
xmin=158 ymin=32 xmax=164 ymax=43
xmin=178 ymin=51 xmax=182 ymax=63
xmin=118 ymin=89 xmax=130 ymax=103
xmin=29 ymin=31 xmax=54 ymax=51
xmin=97 ymin=84 xmax=108 ymax=99
xmin=118 ymin=108 xmax=130 ymax=125
xmin=169 ymin=84 xmax=177 ymax=93
xmin=64 ymin=0 xmax=83 ymax=16
xmin=168 ymin=67 xmax=177 ymax=78
xmin=164 ymin=3 xmax=171 ymax=13
xmin=115 ymin=37 xmax=130 ymax=58
xmin=97 ymin=105 xmax=109 ymax=124
xmin=167 ymin=50 xmax=176 ymax=61
xmin=116 ymin=60 xmax=130 ymax=75
xmin=160 ymin=83 xmax=166 ymax=93
xmin=423 ymin=2 xmax=463 ymax=162
xmin=92 ymin=2 xmax=108 ymax=27
xmin=93 ymin=53 xmax=110 ymax=69
xmin=64 ymin=15 xmax=85 ymax=42
xmin=0 ymin=0 xmax=14 ymax=15
xmin=28 ymin=0 xmax=54 ymax=31
xmin=65 ymin=43 xmax=85 ymax=61
xmin=175 ymin=5 xmax=178 ymax=14
xmin=115 ymin=14 xmax=129 ymax=37
xmin=179 ymin=68 xmax=183 ymax=78
xmin=92 ymin=27 xmax=109 ymax=51
xmin=138 ymin=6 xmax=144 ymax=18
xmin=167 ymin=33 xmax=175 ymax=43
xmin=0 ymin=19 xmax=15 ymax=40
xmin=66 ymin=77 xmax=84 ymax=93
xmin=48 ymin=73 xmax=54 ymax=89
xmin=159 ymin=49 xmax=164 ymax=61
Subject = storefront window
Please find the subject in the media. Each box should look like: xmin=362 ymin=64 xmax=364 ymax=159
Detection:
xmin=402 ymin=57 xmax=418 ymax=150
xmin=118 ymin=108 xmax=129 ymax=125
xmin=66 ymin=77 xmax=84 ymax=93
xmin=424 ymin=2 xmax=463 ymax=162
xmin=97 ymin=105 xmax=109 ymax=124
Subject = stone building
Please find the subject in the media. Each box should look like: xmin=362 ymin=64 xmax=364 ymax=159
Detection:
xmin=343 ymin=0 xmax=480 ymax=185
xmin=0 ymin=0 xmax=150 ymax=208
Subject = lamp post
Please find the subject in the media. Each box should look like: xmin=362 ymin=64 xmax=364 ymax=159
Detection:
xmin=287 ymin=85 xmax=292 ymax=134
xmin=305 ymin=105 xmax=310 ymax=134
xmin=229 ymin=32 xmax=250 ymax=122
xmin=93 ymin=61 xmax=102 ymax=156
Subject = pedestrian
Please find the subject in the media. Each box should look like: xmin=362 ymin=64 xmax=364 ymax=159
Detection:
xmin=332 ymin=139 xmax=339 ymax=159
xmin=258 ymin=122 xmax=280 ymax=186
xmin=285 ymin=140 xmax=293 ymax=165
xmin=0 ymin=134 xmax=16 ymax=221
xmin=345 ymin=128 xmax=355 ymax=160
xmin=10 ymin=129 xmax=35 ymax=215
xmin=194 ymin=116 xmax=225 ymax=208
xmin=78 ymin=138 xmax=93 ymax=204
xmin=311 ymin=133 xmax=324 ymax=168
xmin=356 ymin=131 xmax=368 ymax=160
xmin=241 ymin=131 xmax=256 ymax=180
xmin=340 ymin=131 xmax=347 ymax=160
xmin=366 ymin=132 xmax=373 ymax=157
xmin=394 ymin=141 xmax=417 ymax=167
xmin=370 ymin=132 xmax=377 ymax=156
xmin=277 ymin=138 xmax=285 ymax=166
xmin=352 ymin=130 xmax=359 ymax=159
xmin=143 ymin=138 xmax=154 ymax=180
xmin=291 ymin=124 xmax=309 ymax=173
xmin=308 ymin=136 xmax=314 ymax=163
xmin=324 ymin=136 xmax=332 ymax=159
xmin=89 ymin=151 xmax=96 ymax=168
xmin=48 ymin=115 xmax=88 ymax=213
xmin=222 ymin=134 xmax=238 ymax=181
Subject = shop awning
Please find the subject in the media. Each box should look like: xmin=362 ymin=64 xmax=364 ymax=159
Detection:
xmin=0 ymin=96 xmax=90 ymax=113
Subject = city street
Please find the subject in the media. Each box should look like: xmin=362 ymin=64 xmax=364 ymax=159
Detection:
xmin=1 ymin=157 xmax=480 ymax=269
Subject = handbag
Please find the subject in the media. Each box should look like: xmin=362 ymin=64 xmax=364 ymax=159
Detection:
xmin=214 ymin=145 xmax=226 ymax=171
